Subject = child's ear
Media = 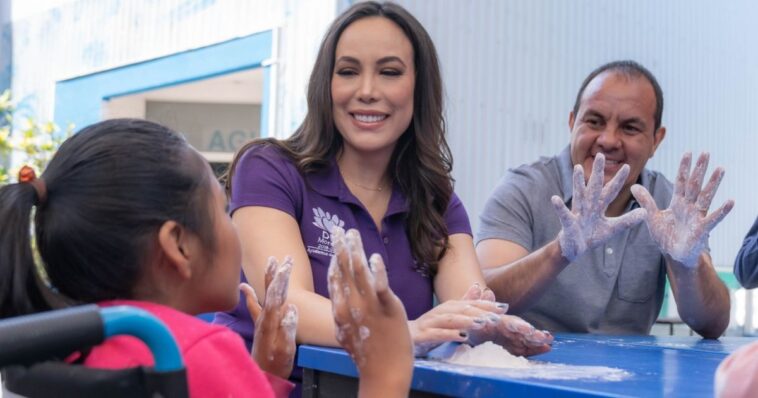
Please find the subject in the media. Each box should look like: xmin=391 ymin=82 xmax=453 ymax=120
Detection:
xmin=157 ymin=220 xmax=195 ymax=280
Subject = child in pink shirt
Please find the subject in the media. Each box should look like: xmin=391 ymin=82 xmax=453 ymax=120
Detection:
xmin=0 ymin=118 xmax=412 ymax=397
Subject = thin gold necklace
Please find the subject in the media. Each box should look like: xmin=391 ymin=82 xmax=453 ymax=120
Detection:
xmin=340 ymin=171 xmax=387 ymax=192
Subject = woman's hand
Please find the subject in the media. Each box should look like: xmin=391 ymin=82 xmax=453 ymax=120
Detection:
xmin=245 ymin=256 xmax=298 ymax=380
xmin=463 ymin=284 xmax=553 ymax=356
xmin=408 ymin=290 xmax=507 ymax=356
xmin=328 ymin=227 xmax=412 ymax=398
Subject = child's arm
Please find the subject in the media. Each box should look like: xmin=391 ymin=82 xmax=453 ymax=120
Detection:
xmin=243 ymin=256 xmax=298 ymax=380
xmin=328 ymin=227 xmax=413 ymax=398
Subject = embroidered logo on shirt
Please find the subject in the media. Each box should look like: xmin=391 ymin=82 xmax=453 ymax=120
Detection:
xmin=307 ymin=207 xmax=345 ymax=257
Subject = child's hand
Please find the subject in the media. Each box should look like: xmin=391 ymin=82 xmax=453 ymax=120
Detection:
xmin=328 ymin=227 xmax=413 ymax=397
xmin=244 ymin=256 xmax=298 ymax=380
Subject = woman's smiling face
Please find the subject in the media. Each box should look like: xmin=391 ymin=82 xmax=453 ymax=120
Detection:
xmin=331 ymin=16 xmax=416 ymax=158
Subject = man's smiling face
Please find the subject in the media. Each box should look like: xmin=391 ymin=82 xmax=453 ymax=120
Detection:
xmin=569 ymin=70 xmax=666 ymax=190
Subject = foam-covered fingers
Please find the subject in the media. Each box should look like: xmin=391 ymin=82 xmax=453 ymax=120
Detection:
xmin=587 ymin=153 xmax=606 ymax=204
xmin=481 ymin=288 xmax=497 ymax=302
xmin=431 ymin=313 xmax=481 ymax=331
xmin=630 ymin=184 xmax=659 ymax=215
xmin=265 ymin=256 xmax=293 ymax=309
xmin=466 ymin=299 xmax=508 ymax=315
xmin=674 ymin=152 xmax=692 ymax=197
xmin=501 ymin=314 xmax=536 ymax=335
xmin=368 ymin=254 xmax=389 ymax=295
xmin=331 ymin=227 xmax=353 ymax=283
xmin=685 ymin=152 xmax=709 ymax=203
xmin=497 ymin=320 xmax=548 ymax=352
xmin=280 ymin=304 xmax=298 ymax=339
xmin=346 ymin=229 xmax=374 ymax=293
xmin=696 ymin=167 xmax=725 ymax=213
xmin=346 ymin=228 xmax=369 ymax=266
xmin=572 ymin=164 xmax=586 ymax=214
xmin=601 ymin=163 xmax=630 ymax=209
xmin=461 ymin=283 xmax=484 ymax=300
xmin=609 ymin=208 xmax=646 ymax=236
xmin=523 ymin=329 xmax=554 ymax=346
xmin=327 ymin=255 xmax=347 ymax=318
xmin=551 ymin=195 xmax=574 ymax=227
xmin=703 ymin=199 xmax=735 ymax=233
xmin=525 ymin=344 xmax=553 ymax=356
xmin=241 ymin=283 xmax=263 ymax=322
xmin=420 ymin=328 xmax=471 ymax=344
xmin=264 ymin=256 xmax=278 ymax=290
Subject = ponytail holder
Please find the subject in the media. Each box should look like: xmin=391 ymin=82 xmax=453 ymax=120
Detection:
xmin=18 ymin=165 xmax=48 ymax=206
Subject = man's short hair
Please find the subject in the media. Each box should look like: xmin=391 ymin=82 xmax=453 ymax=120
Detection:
xmin=572 ymin=60 xmax=664 ymax=131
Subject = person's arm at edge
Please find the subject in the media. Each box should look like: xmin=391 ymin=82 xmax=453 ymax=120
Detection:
xmin=233 ymin=206 xmax=339 ymax=346
xmin=734 ymin=216 xmax=758 ymax=289
xmin=667 ymin=252 xmax=730 ymax=339
xmin=477 ymin=238 xmax=569 ymax=314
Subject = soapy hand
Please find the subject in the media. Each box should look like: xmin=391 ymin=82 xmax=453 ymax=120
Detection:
xmin=245 ymin=256 xmax=298 ymax=380
xmin=407 ymin=290 xmax=507 ymax=357
xmin=552 ymin=153 xmax=646 ymax=261
xmin=462 ymin=284 xmax=553 ymax=357
xmin=327 ymin=227 xmax=413 ymax=380
xmin=631 ymin=152 xmax=734 ymax=268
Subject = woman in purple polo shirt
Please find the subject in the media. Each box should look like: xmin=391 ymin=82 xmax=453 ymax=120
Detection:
xmin=215 ymin=1 xmax=552 ymax=360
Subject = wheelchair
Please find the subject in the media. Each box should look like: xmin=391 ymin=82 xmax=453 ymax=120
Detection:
xmin=0 ymin=305 xmax=188 ymax=398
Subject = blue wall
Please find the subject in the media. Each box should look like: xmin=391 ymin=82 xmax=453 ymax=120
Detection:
xmin=55 ymin=30 xmax=272 ymax=136
xmin=0 ymin=1 xmax=10 ymax=94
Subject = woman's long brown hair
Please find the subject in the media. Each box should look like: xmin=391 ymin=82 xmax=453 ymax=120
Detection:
xmin=225 ymin=1 xmax=453 ymax=274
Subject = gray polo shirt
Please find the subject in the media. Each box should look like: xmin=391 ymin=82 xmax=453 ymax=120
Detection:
xmin=478 ymin=147 xmax=674 ymax=334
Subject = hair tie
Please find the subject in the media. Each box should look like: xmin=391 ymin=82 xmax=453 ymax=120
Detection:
xmin=18 ymin=165 xmax=48 ymax=206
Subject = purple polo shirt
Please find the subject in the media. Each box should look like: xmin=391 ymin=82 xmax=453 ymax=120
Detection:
xmin=213 ymin=144 xmax=472 ymax=345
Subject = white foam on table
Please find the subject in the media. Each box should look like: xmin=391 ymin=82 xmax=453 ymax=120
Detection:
xmin=426 ymin=342 xmax=630 ymax=381
xmin=447 ymin=342 xmax=530 ymax=368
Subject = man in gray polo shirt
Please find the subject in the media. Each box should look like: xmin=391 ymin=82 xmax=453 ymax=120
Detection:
xmin=477 ymin=60 xmax=734 ymax=338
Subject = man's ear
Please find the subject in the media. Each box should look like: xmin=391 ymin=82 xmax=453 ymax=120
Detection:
xmin=650 ymin=126 xmax=667 ymax=157
xmin=157 ymin=220 xmax=193 ymax=280
xmin=568 ymin=111 xmax=576 ymax=131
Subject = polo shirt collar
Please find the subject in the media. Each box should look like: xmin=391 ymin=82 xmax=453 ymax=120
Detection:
xmin=557 ymin=145 xmax=654 ymax=210
xmin=306 ymin=158 xmax=410 ymax=217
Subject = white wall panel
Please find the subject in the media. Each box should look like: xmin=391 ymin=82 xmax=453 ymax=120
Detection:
xmin=398 ymin=0 xmax=758 ymax=268
xmin=7 ymin=0 xmax=757 ymax=267
xmin=8 ymin=0 xmax=337 ymax=139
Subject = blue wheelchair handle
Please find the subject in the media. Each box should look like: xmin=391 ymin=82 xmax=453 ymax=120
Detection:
xmin=0 ymin=304 xmax=184 ymax=372
xmin=101 ymin=306 xmax=184 ymax=372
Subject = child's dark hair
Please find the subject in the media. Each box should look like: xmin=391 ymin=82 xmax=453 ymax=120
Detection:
xmin=0 ymin=118 xmax=215 ymax=318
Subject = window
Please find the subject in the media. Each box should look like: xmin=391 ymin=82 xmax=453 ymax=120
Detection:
xmin=102 ymin=68 xmax=264 ymax=177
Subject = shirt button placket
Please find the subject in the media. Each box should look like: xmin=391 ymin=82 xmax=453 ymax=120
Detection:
xmin=602 ymin=244 xmax=616 ymax=275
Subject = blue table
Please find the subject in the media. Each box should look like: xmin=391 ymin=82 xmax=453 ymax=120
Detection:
xmin=297 ymin=334 xmax=756 ymax=397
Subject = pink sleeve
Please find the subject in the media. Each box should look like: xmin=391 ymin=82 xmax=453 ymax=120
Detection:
xmin=183 ymin=329 xmax=275 ymax=398
xmin=715 ymin=341 xmax=758 ymax=398
xmin=264 ymin=372 xmax=295 ymax=398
